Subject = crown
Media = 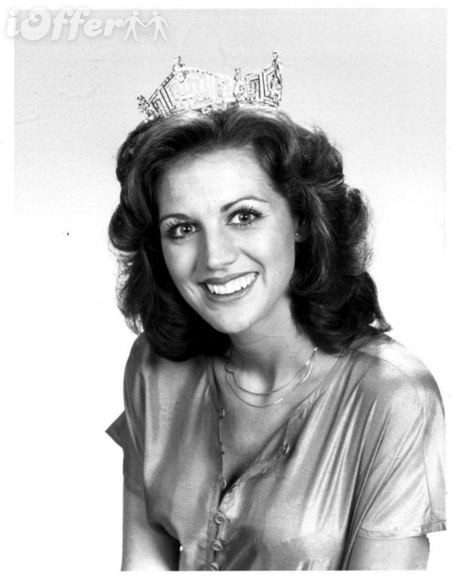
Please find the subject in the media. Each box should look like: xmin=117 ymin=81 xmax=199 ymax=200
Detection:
xmin=137 ymin=52 xmax=282 ymax=121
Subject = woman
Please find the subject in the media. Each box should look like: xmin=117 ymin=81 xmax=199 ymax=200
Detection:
xmin=106 ymin=57 xmax=445 ymax=571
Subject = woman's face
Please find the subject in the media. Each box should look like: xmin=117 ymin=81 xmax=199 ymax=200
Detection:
xmin=157 ymin=147 xmax=298 ymax=337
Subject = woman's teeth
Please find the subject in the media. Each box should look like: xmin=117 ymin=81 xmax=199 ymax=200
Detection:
xmin=206 ymin=273 xmax=256 ymax=295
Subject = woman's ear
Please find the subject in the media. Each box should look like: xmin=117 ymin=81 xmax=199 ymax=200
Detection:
xmin=294 ymin=220 xmax=306 ymax=243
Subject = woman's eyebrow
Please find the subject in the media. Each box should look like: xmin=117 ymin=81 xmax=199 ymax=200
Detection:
xmin=221 ymin=196 xmax=270 ymax=212
xmin=159 ymin=196 xmax=270 ymax=225
xmin=159 ymin=212 xmax=189 ymax=226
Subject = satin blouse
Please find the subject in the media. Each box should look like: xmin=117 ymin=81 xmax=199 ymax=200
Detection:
xmin=106 ymin=333 xmax=446 ymax=570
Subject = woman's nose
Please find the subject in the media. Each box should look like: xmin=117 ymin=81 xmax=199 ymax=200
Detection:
xmin=201 ymin=228 xmax=239 ymax=271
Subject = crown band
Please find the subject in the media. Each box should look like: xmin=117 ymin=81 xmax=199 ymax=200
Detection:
xmin=137 ymin=51 xmax=282 ymax=121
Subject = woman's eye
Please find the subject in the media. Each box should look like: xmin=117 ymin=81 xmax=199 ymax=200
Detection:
xmin=230 ymin=208 xmax=262 ymax=227
xmin=163 ymin=222 xmax=197 ymax=240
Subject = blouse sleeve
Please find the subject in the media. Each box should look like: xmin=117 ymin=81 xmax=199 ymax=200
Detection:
xmin=106 ymin=337 xmax=148 ymax=499
xmin=354 ymin=362 xmax=446 ymax=540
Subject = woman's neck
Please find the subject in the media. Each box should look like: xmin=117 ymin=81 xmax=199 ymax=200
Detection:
xmin=227 ymin=311 xmax=316 ymax=394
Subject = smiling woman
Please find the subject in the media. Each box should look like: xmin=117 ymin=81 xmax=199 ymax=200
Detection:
xmin=157 ymin=148 xmax=297 ymax=337
xmin=105 ymin=57 xmax=445 ymax=571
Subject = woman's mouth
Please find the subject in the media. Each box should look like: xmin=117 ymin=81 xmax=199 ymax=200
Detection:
xmin=203 ymin=273 xmax=258 ymax=300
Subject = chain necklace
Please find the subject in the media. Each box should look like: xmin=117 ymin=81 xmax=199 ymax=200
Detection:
xmin=225 ymin=347 xmax=318 ymax=396
xmin=223 ymin=346 xmax=318 ymax=408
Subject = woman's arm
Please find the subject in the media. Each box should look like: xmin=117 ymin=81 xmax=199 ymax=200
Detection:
xmin=347 ymin=535 xmax=429 ymax=570
xmin=121 ymin=485 xmax=180 ymax=571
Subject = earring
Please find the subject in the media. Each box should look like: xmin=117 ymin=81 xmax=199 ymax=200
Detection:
xmin=295 ymin=231 xmax=302 ymax=242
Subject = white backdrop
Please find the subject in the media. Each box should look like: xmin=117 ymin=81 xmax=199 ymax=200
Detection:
xmin=3 ymin=3 xmax=455 ymax=577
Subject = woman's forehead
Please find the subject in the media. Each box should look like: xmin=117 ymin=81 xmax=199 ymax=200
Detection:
xmin=157 ymin=147 xmax=279 ymax=212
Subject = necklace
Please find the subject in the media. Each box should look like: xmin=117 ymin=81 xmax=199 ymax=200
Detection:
xmin=225 ymin=346 xmax=318 ymax=396
xmin=224 ymin=346 xmax=318 ymax=408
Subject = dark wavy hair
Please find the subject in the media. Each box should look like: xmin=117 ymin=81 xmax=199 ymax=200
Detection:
xmin=109 ymin=107 xmax=390 ymax=360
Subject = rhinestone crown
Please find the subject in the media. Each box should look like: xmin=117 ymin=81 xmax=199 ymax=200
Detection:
xmin=137 ymin=52 xmax=282 ymax=121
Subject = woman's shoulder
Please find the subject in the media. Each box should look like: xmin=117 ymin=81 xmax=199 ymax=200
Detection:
xmin=124 ymin=332 xmax=210 ymax=395
xmin=127 ymin=331 xmax=202 ymax=366
xmin=346 ymin=333 xmax=443 ymax=414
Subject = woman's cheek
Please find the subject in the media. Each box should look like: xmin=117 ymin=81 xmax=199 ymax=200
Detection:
xmin=163 ymin=243 xmax=195 ymax=282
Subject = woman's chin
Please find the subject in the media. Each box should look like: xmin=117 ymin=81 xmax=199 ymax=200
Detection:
xmin=200 ymin=312 xmax=256 ymax=337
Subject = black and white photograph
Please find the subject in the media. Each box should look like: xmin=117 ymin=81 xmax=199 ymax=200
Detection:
xmin=2 ymin=0 xmax=455 ymax=575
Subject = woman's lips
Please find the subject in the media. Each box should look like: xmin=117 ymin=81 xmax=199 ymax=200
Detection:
xmin=202 ymin=272 xmax=258 ymax=301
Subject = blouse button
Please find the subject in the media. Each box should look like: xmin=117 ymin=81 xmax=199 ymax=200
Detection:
xmin=219 ymin=407 xmax=226 ymax=419
xmin=214 ymin=512 xmax=225 ymax=525
xmin=282 ymin=441 xmax=290 ymax=455
xmin=211 ymin=539 xmax=223 ymax=552
xmin=208 ymin=562 xmax=220 ymax=571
